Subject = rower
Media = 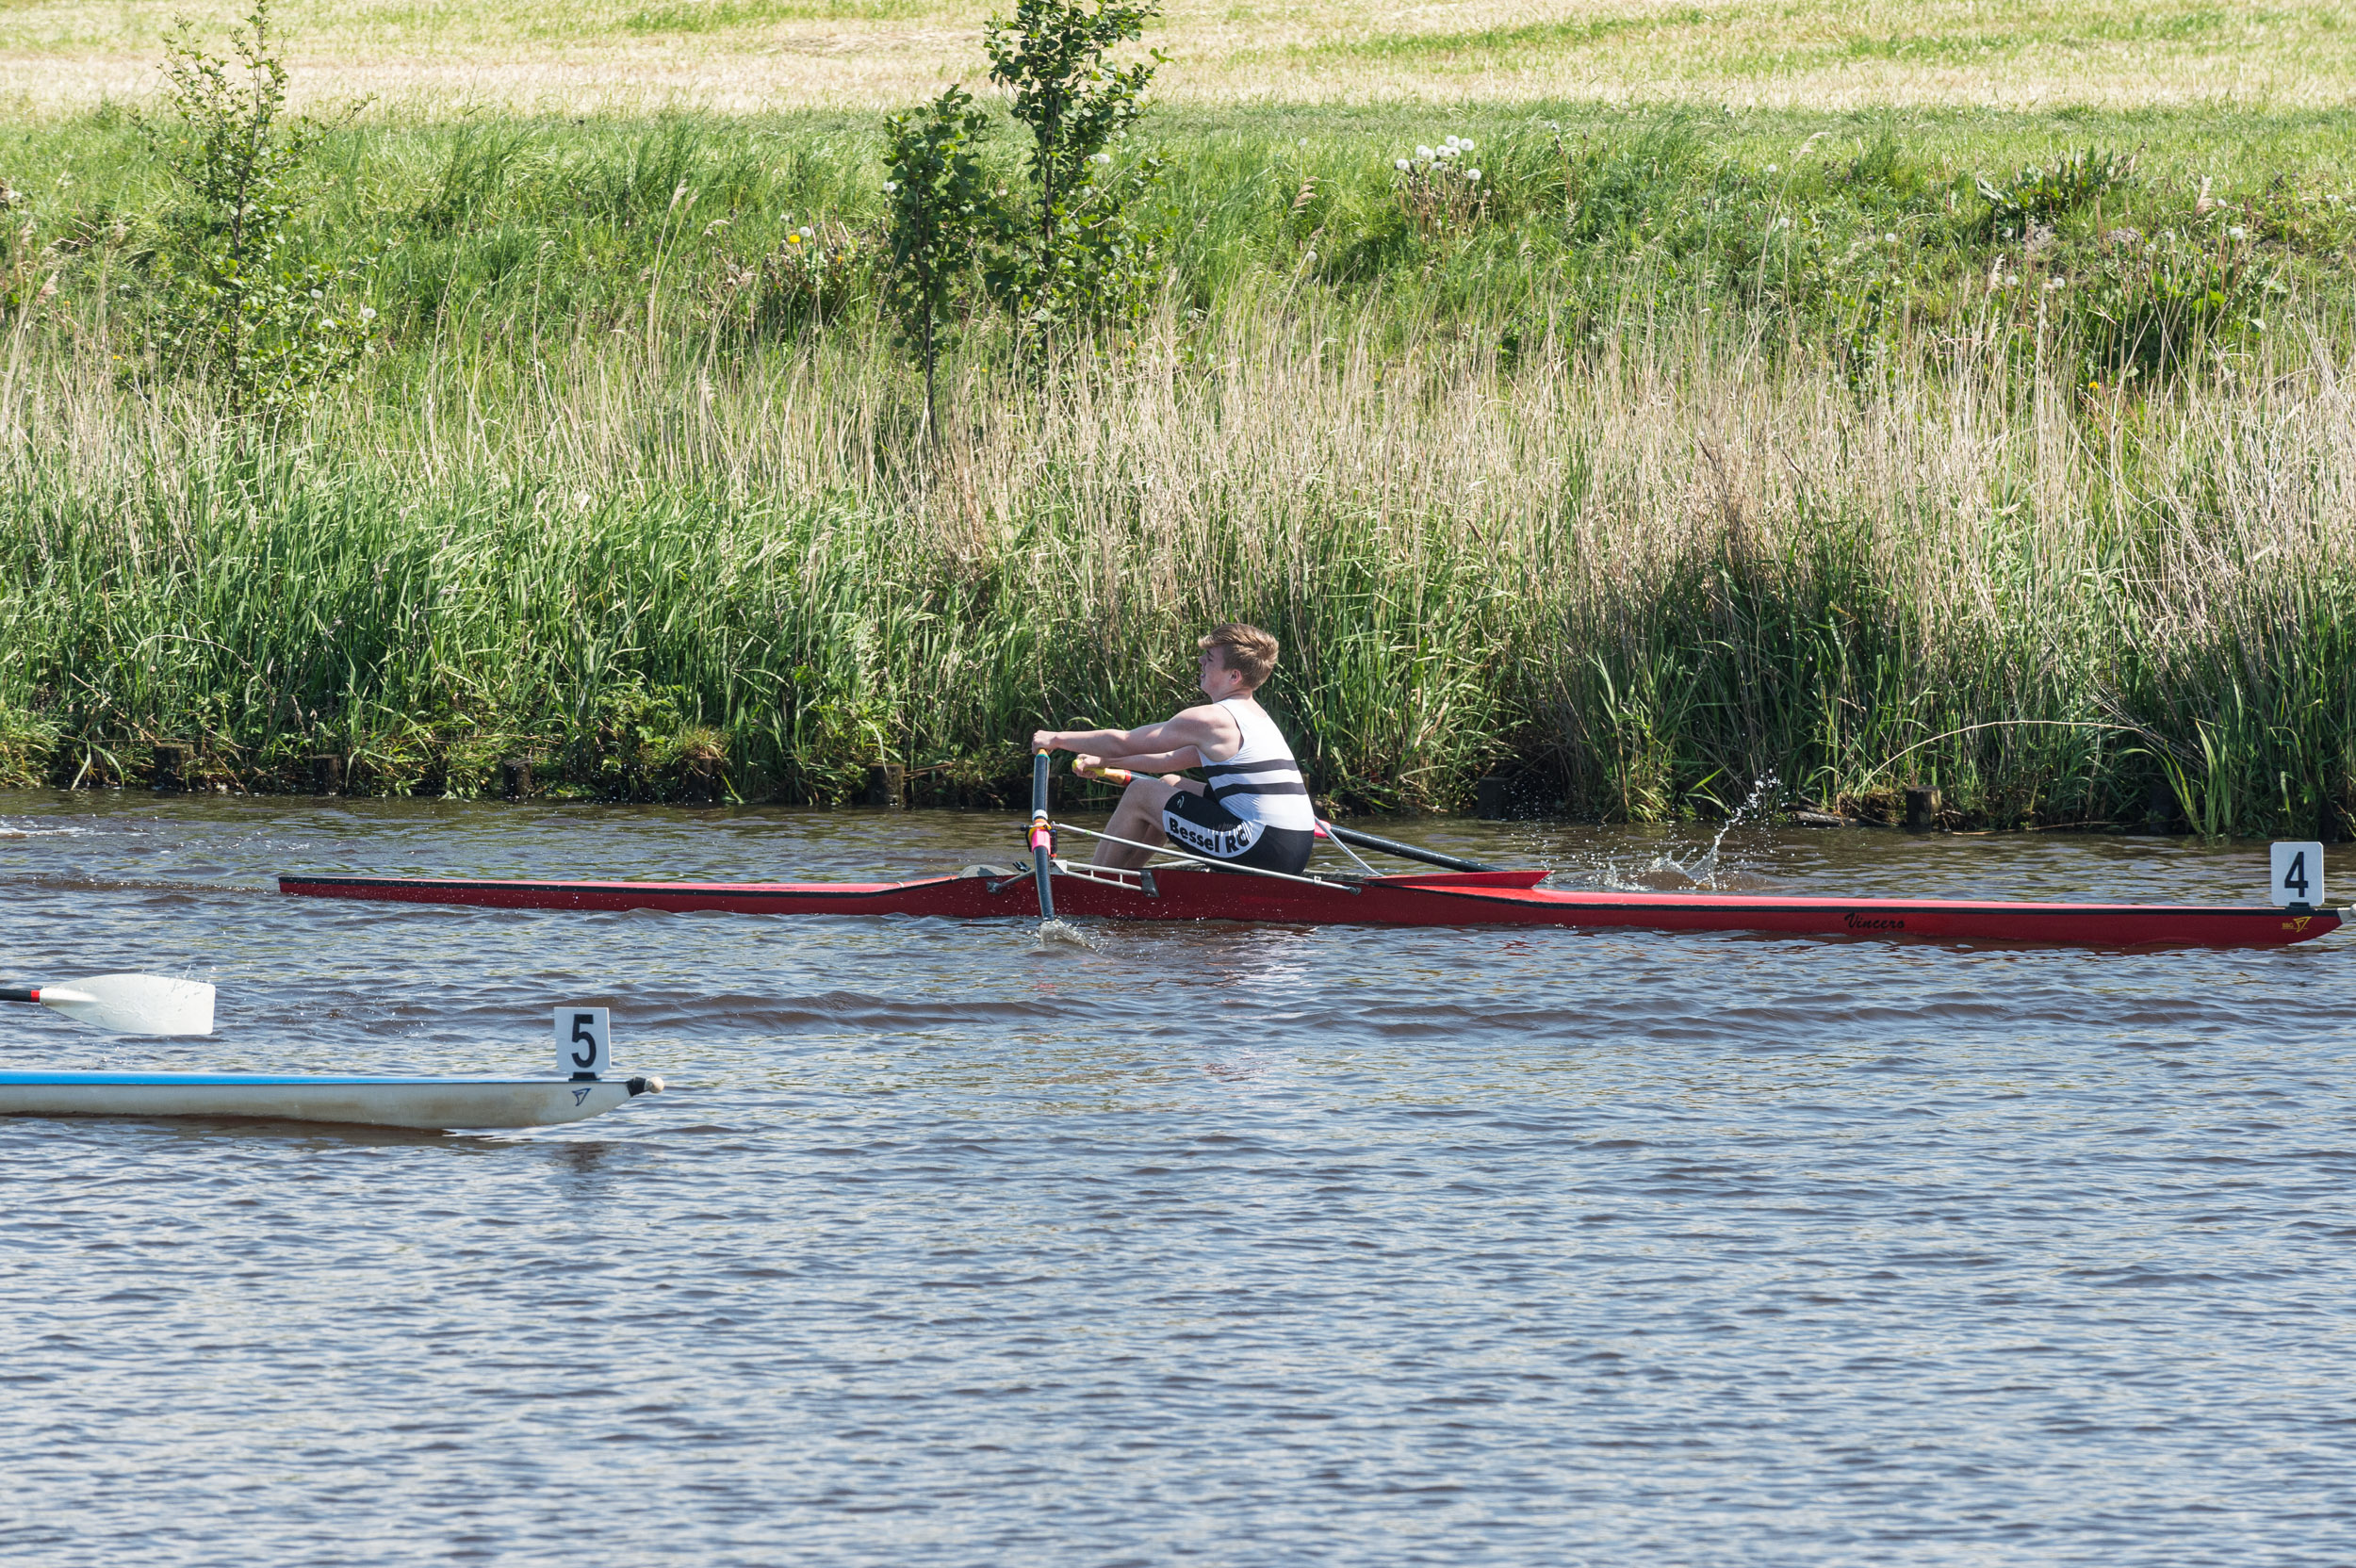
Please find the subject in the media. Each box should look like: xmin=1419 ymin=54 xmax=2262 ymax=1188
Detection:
xmin=1031 ymin=624 xmax=1317 ymax=875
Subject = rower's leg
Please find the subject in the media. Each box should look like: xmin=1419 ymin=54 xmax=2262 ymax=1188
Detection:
xmin=1097 ymin=776 xmax=1180 ymax=869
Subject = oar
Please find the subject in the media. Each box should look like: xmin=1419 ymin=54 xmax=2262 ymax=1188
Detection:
xmin=1029 ymin=750 xmax=1056 ymax=923
xmin=1075 ymin=762 xmax=1502 ymax=875
xmin=1319 ymin=823 xmax=1500 ymax=875
xmin=1 ymin=973 xmax=216 ymax=1037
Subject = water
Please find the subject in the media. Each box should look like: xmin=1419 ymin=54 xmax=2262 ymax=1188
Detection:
xmin=3 ymin=791 xmax=2351 ymax=1565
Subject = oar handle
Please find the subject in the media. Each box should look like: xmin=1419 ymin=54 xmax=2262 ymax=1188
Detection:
xmin=1030 ymin=750 xmax=1056 ymax=921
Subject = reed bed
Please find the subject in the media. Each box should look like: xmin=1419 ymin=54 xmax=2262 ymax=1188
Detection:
xmin=4 ymin=100 xmax=2354 ymax=830
xmin=6 ymin=279 xmax=2351 ymax=834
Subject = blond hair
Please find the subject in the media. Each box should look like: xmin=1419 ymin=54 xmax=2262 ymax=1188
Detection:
xmin=1199 ymin=623 xmax=1279 ymax=690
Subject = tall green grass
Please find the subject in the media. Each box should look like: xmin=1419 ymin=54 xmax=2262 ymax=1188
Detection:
xmin=3 ymin=104 xmax=2354 ymax=832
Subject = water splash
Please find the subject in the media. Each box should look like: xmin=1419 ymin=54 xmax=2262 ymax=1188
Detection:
xmin=1034 ymin=919 xmax=1097 ymax=951
xmin=1547 ymin=775 xmax=1786 ymax=892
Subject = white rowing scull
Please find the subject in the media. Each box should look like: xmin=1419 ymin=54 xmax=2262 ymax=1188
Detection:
xmin=0 ymin=1070 xmax=663 ymax=1130
xmin=1 ymin=998 xmax=668 ymax=1130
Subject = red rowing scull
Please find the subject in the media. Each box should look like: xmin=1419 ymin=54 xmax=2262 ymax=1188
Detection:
xmin=275 ymin=864 xmax=2341 ymax=948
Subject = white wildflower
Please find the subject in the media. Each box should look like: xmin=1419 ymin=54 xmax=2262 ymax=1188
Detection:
xmin=359 ymin=306 xmax=377 ymax=321
xmin=1416 ymin=145 xmax=1434 ymax=161
xmin=1395 ymin=157 xmax=1411 ymax=172
xmin=1445 ymin=135 xmax=1461 ymax=149
xmin=1884 ymin=232 xmax=1897 ymax=244
xmin=881 ymin=180 xmax=897 ymax=193
xmin=1466 ymin=170 xmax=1481 ymax=183
xmin=1460 ymin=139 xmax=1476 ymax=153
xmin=2228 ymin=224 xmax=2248 ymax=238
xmin=1091 ymin=151 xmax=1111 ymax=164
xmin=1765 ymin=163 xmax=1777 ymax=173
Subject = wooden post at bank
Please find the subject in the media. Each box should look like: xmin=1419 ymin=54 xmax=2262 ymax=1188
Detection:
xmin=500 ymin=758 xmax=533 ymax=799
xmin=151 ymin=743 xmax=191 ymax=792
xmin=863 ymin=762 xmax=905 ymax=808
xmin=310 ymin=755 xmax=343 ymax=795
xmin=1904 ymin=783 xmax=1939 ymax=831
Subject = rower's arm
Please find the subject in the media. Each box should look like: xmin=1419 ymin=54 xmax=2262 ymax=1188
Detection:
xmin=1035 ymin=707 xmax=1238 ymax=766
xmin=1083 ymin=747 xmax=1197 ymax=776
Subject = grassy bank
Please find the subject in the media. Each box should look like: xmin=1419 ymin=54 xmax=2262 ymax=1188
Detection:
xmin=7 ymin=0 xmax=2354 ymax=114
xmin=4 ymin=97 xmax=2355 ymax=832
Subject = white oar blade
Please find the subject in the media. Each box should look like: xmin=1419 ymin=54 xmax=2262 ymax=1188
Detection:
xmin=41 ymin=974 xmax=215 ymax=1037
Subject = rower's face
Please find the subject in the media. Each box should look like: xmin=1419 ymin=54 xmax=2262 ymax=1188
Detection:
xmin=1198 ymin=647 xmax=1235 ymax=697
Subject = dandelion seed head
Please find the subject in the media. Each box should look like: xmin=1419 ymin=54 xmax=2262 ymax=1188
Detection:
xmin=1466 ymin=170 xmax=1481 ymax=182
xmin=880 ymin=180 xmax=896 ymax=192
xmin=1885 ymin=232 xmax=1898 ymax=244
xmin=1460 ymin=139 xmax=1476 ymax=153
xmin=1416 ymin=145 xmax=1434 ymax=160
xmin=1765 ymin=163 xmax=1778 ymax=173
xmin=2228 ymin=224 xmax=2248 ymax=238
xmin=1395 ymin=157 xmax=1411 ymax=171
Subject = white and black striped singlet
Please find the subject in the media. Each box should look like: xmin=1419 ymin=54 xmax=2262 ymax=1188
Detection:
xmin=1161 ymin=698 xmax=1317 ymax=874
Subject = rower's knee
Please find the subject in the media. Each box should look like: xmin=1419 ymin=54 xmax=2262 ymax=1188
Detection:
xmin=1114 ymin=779 xmax=1165 ymax=822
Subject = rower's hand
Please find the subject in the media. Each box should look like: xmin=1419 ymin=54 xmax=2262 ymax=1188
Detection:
xmin=1031 ymin=729 xmax=1062 ymax=754
xmin=1072 ymin=754 xmax=1104 ymax=778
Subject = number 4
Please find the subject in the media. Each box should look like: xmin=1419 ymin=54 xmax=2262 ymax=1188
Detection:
xmin=2270 ymin=842 xmax=2327 ymax=908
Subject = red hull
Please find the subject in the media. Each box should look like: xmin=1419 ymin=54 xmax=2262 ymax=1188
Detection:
xmin=276 ymin=868 xmax=2341 ymax=948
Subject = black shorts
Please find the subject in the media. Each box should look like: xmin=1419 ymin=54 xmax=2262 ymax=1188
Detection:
xmin=1162 ymin=788 xmax=1315 ymax=875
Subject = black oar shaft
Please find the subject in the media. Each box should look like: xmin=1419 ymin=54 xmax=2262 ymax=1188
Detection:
xmin=1030 ymin=751 xmax=1056 ymax=920
xmin=1322 ymin=824 xmax=1499 ymax=874
xmin=0 ymin=988 xmax=35 ymax=1004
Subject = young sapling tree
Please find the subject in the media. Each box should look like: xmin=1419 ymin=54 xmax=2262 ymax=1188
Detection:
xmin=984 ymin=0 xmax=1164 ymax=354
xmin=152 ymin=0 xmax=374 ymax=414
xmin=882 ymin=85 xmax=994 ymax=443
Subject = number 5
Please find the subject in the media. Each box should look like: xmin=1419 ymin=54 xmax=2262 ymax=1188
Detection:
xmin=555 ymin=1006 xmax=611 ymax=1079
xmin=570 ymin=1014 xmax=598 ymax=1068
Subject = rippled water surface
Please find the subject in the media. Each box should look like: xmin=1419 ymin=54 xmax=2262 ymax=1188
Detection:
xmin=3 ymin=792 xmax=2352 ymax=1565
